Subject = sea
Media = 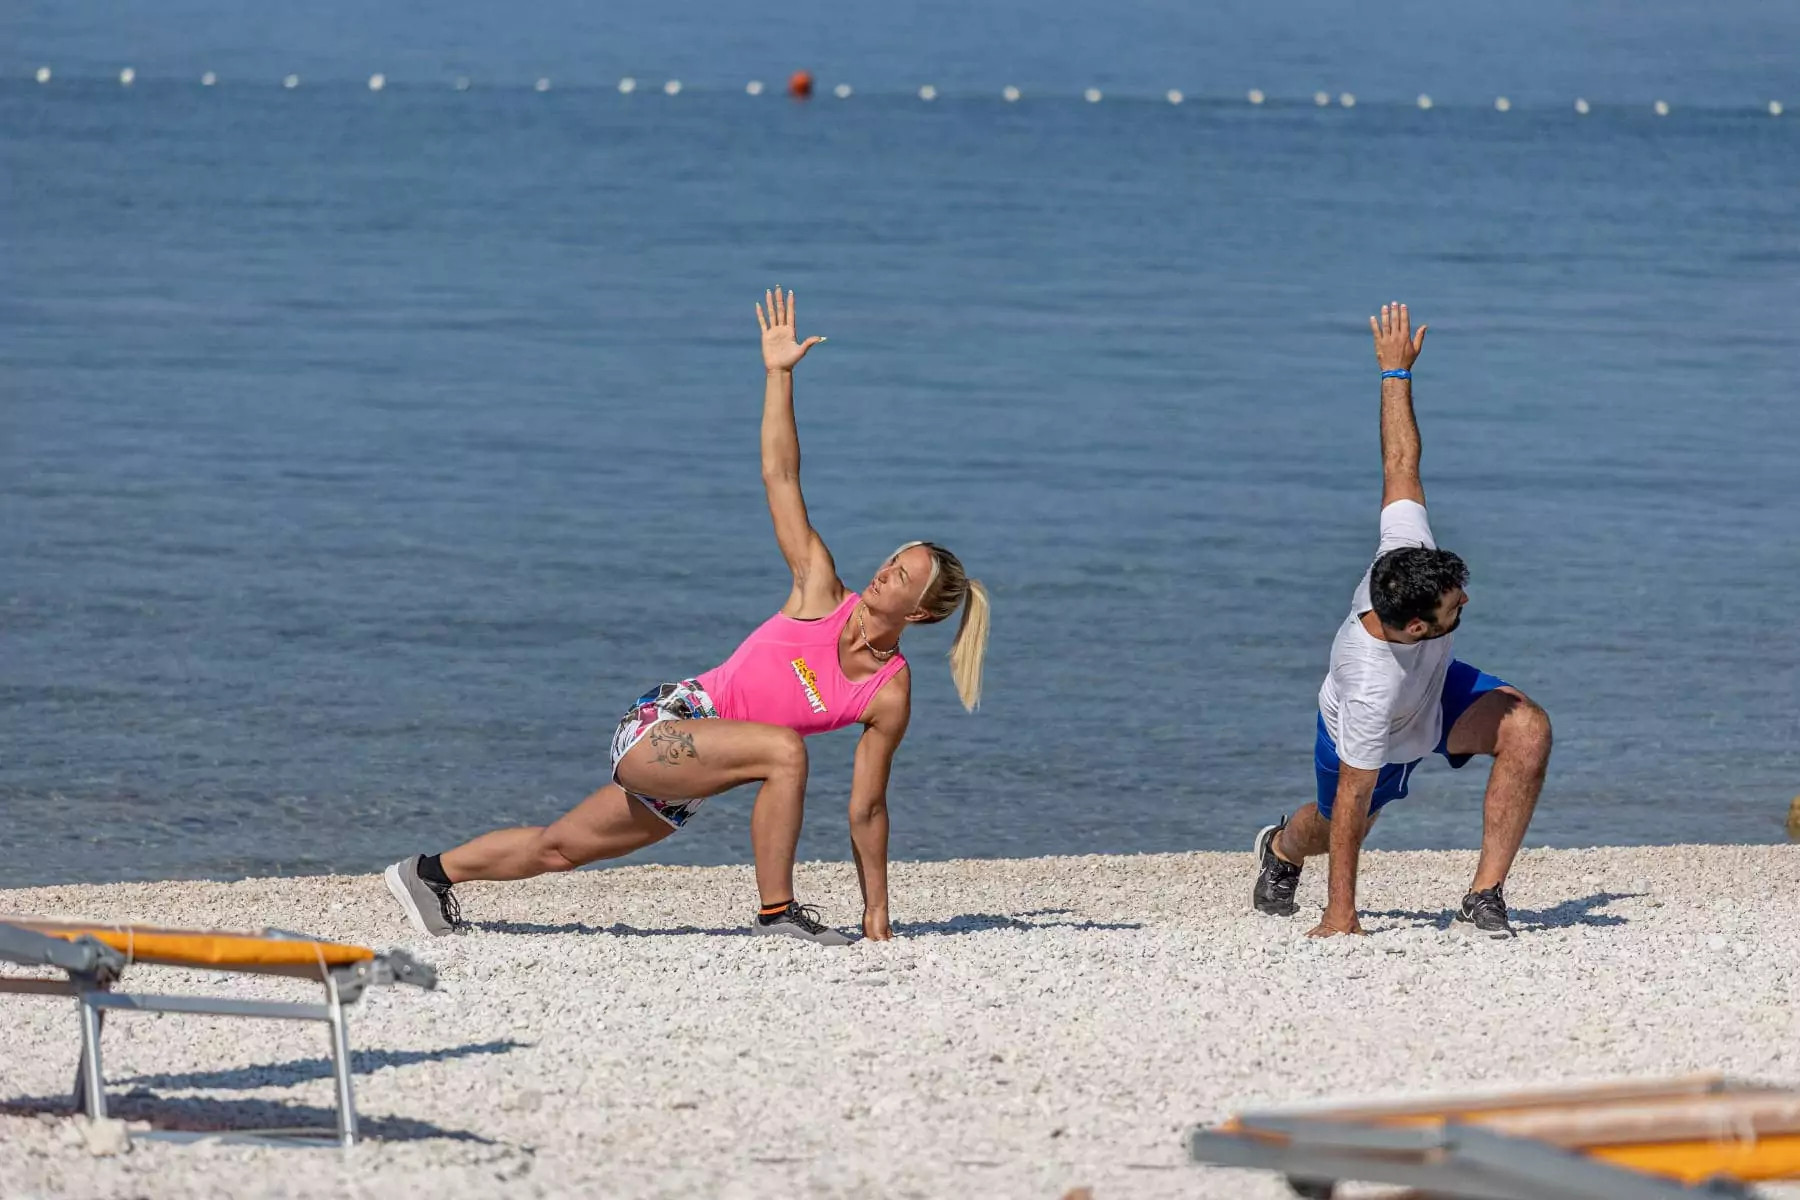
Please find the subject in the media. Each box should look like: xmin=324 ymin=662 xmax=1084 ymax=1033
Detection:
xmin=4 ymin=0 xmax=1797 ymax=886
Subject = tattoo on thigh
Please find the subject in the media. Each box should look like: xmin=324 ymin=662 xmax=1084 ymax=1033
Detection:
xmin=647 ymin=724 xmax=698 ymax=767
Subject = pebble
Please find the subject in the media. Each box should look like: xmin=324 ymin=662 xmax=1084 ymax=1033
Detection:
xmin=77 ymin=1118 xmax=131 ymax=1157
xmin=502 ymin=1089 xmax=543 ymax=1113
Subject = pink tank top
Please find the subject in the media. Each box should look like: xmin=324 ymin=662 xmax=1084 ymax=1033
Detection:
xmin=696 ymin=592 xmax=907 ymax=736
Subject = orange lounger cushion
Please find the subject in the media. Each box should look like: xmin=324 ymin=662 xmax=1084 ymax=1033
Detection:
xmin=2 ymin=918 xmax=375 ymax=971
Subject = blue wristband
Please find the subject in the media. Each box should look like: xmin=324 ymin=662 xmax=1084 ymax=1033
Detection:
xmin=1381 ymin=369 xmax=1411 ymax=380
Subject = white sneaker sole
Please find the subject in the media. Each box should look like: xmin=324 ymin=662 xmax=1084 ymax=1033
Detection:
xmin=384 ymin=862 xmax=437 ymax=937
xmin=748 ymin=922 xmax=854 ymax=947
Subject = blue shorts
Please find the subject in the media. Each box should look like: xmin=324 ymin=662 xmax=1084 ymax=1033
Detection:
xmin=1314 ymin=661 xmax=1509 ymax=820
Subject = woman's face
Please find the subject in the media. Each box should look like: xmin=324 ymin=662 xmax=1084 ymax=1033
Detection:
xmin=864 ymin=545 xmax=935 ymax=620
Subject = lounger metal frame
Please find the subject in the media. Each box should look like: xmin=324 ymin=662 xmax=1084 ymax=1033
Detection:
xmin=1189 ymin=1113 xmax=1756 ymax=1199
xmin=0 ymin=921 xmax=434 ymax=1149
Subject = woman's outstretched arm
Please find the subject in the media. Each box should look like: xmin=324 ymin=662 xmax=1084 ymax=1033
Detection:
xmin=756 ymin=287 xmax=846 ymax=619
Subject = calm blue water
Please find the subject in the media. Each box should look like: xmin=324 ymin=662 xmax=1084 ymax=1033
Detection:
xmin=4 ymin=2 xmax=1798 ymax=887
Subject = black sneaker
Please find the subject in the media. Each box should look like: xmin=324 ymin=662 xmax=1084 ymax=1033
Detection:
xmin=1252 ymin=818 xmax=1302 ymax=917
xmin=1455 ymin=885 xmax=1516 ymax=939
xmin=750 ymin=902 xmax=854 ymax=946
xmin=385 ymin=856 xmax=465 ymax=936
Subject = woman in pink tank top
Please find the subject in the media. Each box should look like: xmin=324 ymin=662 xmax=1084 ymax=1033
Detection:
xmin=386 ymin=289 xmax=990 ymax=946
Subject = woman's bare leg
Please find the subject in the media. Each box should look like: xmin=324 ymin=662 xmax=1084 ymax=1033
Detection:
xmin=614 ymin=719 xmax=810 ymax=907
xmin=432 ymin=719 xmax=808 ymax=905
xmin=439 ymin=783 xmax=675 ymax=883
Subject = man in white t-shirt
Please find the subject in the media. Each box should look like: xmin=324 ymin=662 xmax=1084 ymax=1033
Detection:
xmin=1252 ymin=303 xmax=1554 ymax=938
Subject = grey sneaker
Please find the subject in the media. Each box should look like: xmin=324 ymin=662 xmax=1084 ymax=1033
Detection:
xmin=750 ymin=902 xmax=855 ymax=946
xmin=1454 ymin=885 xmax=1516 ymax=939
xmin=384 ymin=856 xmax=464 ymax=937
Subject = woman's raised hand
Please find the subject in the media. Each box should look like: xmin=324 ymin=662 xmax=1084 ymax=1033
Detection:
xmin=757 ymin=287 xmax=825 ymax=373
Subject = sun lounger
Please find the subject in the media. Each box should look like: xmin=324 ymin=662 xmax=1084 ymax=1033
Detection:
xmin=1188 ymin=1074 xmax=1800 ymax=1199
xmin=0 ymin=917 xmax=435 ymax=1148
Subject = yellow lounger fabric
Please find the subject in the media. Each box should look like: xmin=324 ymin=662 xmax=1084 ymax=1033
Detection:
xmin=1593 ymin=1138 xmax=1800 ymax=1185
xmin=2 ymin=918 xmax=375 ymax=970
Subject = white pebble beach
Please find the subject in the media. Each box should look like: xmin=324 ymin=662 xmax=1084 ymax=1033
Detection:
xmin=3 ymin=845 xmax=1798 ymax=1199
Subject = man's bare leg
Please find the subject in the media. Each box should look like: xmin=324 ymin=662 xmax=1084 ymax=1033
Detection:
xmin=1254 ymin=796 xmax=1380 ymax=918
xmin=1444 ymin=687 xmax=1553 ymax=893
xmin=1275 ymin=802 xmax=1377 ymax=863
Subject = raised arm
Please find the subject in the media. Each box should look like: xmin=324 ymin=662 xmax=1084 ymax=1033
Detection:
xmin=848 ymin=671 xmax=911 ymax=941
xmin=757 ymin=288 xmax=846 ymax=619
xmin=1371 ymin=302 xmax=1429 ymax=508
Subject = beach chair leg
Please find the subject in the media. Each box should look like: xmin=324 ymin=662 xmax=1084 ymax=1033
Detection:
xmin=324 ymin=975 xmax=358 ymax=1148
xmin=74 ymin=998 xmax=108 ymax=1120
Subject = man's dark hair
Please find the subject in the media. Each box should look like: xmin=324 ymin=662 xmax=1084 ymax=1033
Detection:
xmin=1369 ymin=546 xmax=1469 ymax=630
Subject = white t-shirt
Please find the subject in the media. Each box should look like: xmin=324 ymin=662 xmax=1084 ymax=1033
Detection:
xmin=1316 ymin=499 xmax=1454 ymax=770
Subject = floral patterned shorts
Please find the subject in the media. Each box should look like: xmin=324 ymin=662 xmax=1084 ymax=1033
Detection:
xmin=609 ymin=679 xmax=720 ymax=828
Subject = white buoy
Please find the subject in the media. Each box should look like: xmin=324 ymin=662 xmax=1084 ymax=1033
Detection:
xmin=283 ymin=74 xmax=300 ymax=89
xmin=535 ymin=78 xmax=551 ymax=92
xmin=1313 ymin=91 xmax=1330 ymax=107
xmin=1574 ymin=97 xmax=1590 ymax=114
xmin=918 ymin=84 xmax=937 ymax=101
xmin=1247 ymin=89 xmax=1265 ymax=105
xmin=1166 ymin=89 xmax=1183 ymax=105
xmin=36 ymin=66 xmax=52 ymax=84
xmin=1002 ymin=85 xmax=1020 ymax=102
xmin=455 ymin=77 xmax=470 ymax=91
xmin=1417 ymin=93 xmax=1433 ymax=110
xmin=1654 ymin=99 xmax=1669 ymax=116
xmin=1339 ymin=92 xmax=1356 ymax=108
xmin=1084 ymin=87 xmax=1102 ymax=103
xmin=1495 ymin=96 xmax=1512 ymax=112
xmin=1771 ymin=101 xmax=1784 ymax=117
xmin=368 ymin=73 xmax=386 ymax=92
xmin=618 ymin=77 xmax=637 ymax=94
xmin=663 ymin=80 xmax=681 ymax=96
xmin=119 ymin=67 xmax=136 ymax=86
xmin=745 ymin=80 xmax=764 ymax=96
xmin=201 ymin=71 xmax=217 ymax=86
xmin=833 ymin=83 xmax=852 ymax=99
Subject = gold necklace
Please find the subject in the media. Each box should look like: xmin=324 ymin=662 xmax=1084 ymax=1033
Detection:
xmin=856 ymin=605 xmax=900 ymax=661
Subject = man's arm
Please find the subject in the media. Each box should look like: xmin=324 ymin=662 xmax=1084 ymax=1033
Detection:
xmin=848 ymin=671 xmax=911 ymax=941
xmin=1371 ymin=302 xmax=1429 ymax=508
xmin=1310 ymin=767 xmax=1378 ymax=937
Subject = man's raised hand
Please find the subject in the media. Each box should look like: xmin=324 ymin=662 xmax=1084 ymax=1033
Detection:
xmin=1370 ymin=301 xmax=1427 ymax=372
xmin=758 ymin=287 xmax=825 ymax=373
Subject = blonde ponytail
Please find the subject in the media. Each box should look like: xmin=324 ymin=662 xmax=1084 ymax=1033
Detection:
xmin=885 ymin=541 xmax=989 ymax=713
xmin=947 ymin=579 xmax=990 ymax=711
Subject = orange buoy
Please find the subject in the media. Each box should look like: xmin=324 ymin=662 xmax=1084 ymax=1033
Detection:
xmin=788 ymin=70 xmax=814 ymax=99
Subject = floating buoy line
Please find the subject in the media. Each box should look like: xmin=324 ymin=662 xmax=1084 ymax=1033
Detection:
xmin=17 ymin=69 xmax=1789 ymax=118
